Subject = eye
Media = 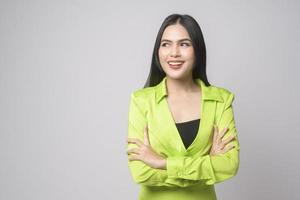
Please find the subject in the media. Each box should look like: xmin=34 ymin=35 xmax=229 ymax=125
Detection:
xmin=161 ymin=42 xmax=169 ymax=47
xmin=181 ymin=42 xmax=191 ymax=47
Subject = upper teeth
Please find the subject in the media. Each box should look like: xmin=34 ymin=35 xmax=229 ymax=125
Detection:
xmin=168 ymin=62 xmax=184 ymax=65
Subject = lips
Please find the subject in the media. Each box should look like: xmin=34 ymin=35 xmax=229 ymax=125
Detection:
xmin=167 ymin=61 xmax=185 ymax=69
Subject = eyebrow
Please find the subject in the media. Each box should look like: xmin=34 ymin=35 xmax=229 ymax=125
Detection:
xmin=160 ymin=38 xmax=192 ymax=43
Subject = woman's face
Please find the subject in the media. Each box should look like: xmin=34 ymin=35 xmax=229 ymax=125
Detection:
xmin=158 ymin=23 xmax=195 ymax=80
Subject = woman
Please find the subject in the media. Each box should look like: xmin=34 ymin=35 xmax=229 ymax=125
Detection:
xmin=126 ymin=14 xmax=240 ymax=200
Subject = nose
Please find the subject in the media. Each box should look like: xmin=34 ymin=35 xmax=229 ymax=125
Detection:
xmin=170 ymin=45 xmax=181 ymax=57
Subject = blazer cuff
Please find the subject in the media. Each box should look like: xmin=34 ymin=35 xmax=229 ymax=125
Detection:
xmin=166 ymin=156 xmax=185 ymax=178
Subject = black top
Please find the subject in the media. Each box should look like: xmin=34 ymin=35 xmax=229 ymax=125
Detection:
xmin=175 ymin=118 xmax=200 ymax=149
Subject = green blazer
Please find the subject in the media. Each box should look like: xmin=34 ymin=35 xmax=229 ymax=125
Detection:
xmin=127 ymin=76 xmax=240 ymax=200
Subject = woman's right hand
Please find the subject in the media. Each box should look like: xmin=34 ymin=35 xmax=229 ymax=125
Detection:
xmin=209 ymin=125 xmax=236 ymax=156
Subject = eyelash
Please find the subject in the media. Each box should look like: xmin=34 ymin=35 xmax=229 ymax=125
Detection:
xmin=161 ymin=43 xmax=191 ymax=47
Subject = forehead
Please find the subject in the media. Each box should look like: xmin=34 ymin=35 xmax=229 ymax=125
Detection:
xmin=161 ymin=24 xmax=190 ymax=40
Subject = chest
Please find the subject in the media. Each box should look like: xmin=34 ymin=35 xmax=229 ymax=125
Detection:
xmin=166 ymin=92 xmax=202 ymax=123
xmin=146 ymin=92 xmax=218 ymax=156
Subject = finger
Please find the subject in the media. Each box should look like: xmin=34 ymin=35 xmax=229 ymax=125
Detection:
xmin=127 ymin=138 xmax=143 ymax=147
xmin=127 ymin=148 xmax=140 ymax=155
xmin=222 ymin=134 xmax=236 ymax=146
xmin=213 ymin=125 xmax=218 ymax=142
xmin=128 ymin=154 xmax=140 ymax=161
xmin=219 ymin=141 xmax=226 ymax=150
xmin=221 ymin=143 xmax=235 ymax=154
xmin=144 ymin=125 xmax=150 ymax=146
xmin=218 ymin=126 xmax=229 ymax=139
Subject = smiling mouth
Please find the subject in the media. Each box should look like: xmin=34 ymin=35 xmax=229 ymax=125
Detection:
xmin=168 ymin=61 xmax=185 ymax=69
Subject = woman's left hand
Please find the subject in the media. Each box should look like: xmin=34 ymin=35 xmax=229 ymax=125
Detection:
xmin=127 ymin=124 xmax=166 ymax=170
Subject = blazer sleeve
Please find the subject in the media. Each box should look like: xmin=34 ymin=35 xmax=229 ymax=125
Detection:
xmin=127 ymin=92 xmax=205 ymax=187
xmin=166 ymin=92 xmax=240 ymax=185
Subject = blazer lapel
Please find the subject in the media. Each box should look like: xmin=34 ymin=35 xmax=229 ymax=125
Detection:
xmin=152 ymin=77 xmax=224 ymax=156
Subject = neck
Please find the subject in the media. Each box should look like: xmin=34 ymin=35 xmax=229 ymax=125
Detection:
xmin=166 ymin=76 xmax=200 ymax=95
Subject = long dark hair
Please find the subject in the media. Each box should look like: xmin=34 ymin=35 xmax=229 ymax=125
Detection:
xmin=143 ymin=14 xmax=210 ymax=88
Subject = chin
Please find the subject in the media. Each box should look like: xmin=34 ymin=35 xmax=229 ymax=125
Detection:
xmin=165 ymin=71 xmax=190 ymax=80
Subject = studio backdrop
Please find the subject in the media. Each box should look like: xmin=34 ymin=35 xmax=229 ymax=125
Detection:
xmin=0 ymin=0 xmax=299 ymax=199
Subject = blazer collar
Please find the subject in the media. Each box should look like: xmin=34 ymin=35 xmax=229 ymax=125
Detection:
xmin=155 ymin=76 xmax=223 ymax=104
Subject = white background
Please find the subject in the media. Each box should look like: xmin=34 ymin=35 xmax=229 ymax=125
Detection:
xmin=0 ymin=0 xmax=299 ymax=199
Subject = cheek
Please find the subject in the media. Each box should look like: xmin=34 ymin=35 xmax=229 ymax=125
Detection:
xmin=158 ymin=48 xmax=168 ymax=59
xmin=183 ymin=49 xmax=195 ymax=61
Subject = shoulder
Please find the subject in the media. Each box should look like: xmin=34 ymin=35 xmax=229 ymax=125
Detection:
xmin=131 ymin=86 xmax=155 ymax=99
xmin=208 ymin=84 xmax=235 ymax=104
xmin=130 ymin=86 xmax=156 ymax=104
